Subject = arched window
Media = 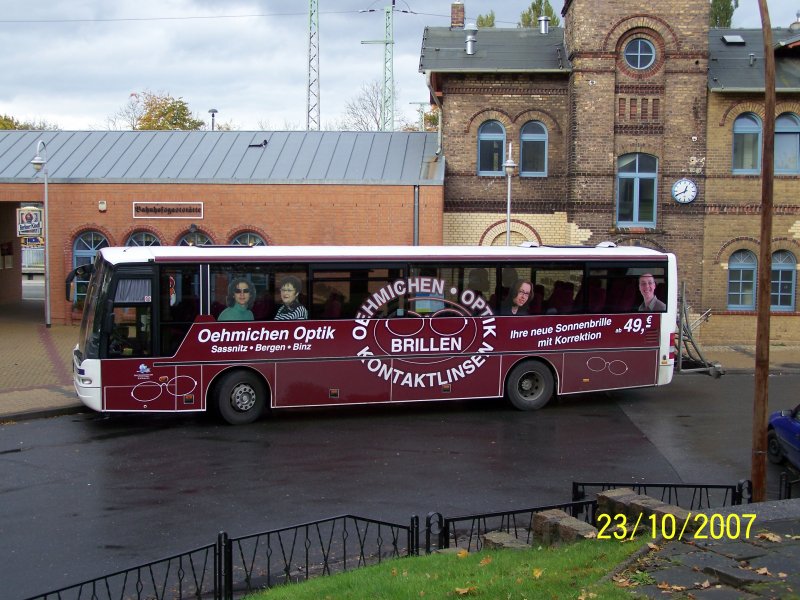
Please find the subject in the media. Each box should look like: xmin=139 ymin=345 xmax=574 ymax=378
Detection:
xmin=623 ymin=38 xmax=656 ymax=70
xmin=727 ymin=250 xmax=757 ymax=310
xmin=775 ymin=113 xmax=800 ymax=174
xmin=477 ymin=120 xmax=506 ymax=176
xmin=125 ymin=231 xmax=161 ymax=246
xmin=733 ymin=113 xmax=761 ymax=174
xmin=616 ymin=153 xmax=658 ymax=227
xmin=520 ymin=121 xmax=547 ymax=177
xmin=73 ymin=231 xmax=109 ymax=306
xmin=178 ymin=229 xmax=213 ymax=246
xmin=771 ymin=250 xmax=796 ymax=311
xmin=230 ymin=232 xmax=267 ymax=246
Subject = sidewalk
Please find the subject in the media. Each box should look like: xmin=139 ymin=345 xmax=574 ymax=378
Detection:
xmin=2 ymin=299 xmax=800 ymax=421
xmin=0 ymin=300 xmax=83 ymax=422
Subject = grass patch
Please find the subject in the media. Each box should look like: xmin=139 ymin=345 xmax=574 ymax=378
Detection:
xmin=245 ymin=538 xmax=647 ymax=599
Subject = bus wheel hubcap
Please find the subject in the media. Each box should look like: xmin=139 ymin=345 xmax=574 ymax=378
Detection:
xmin=231 ymin=384 xmax=256 ymax=412
xmin=519 ymin=374 xmax=539 ymax=397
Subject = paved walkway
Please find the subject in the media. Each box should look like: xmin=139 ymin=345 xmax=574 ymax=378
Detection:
xmin=2 ymin=299 xmax=800 ymax=421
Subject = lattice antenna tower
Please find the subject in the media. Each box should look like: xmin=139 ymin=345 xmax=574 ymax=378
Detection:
xmin=306 ymin=0 xmax=321 ymax=130
xmin=362 ymin=1 xmax=397 ymax=131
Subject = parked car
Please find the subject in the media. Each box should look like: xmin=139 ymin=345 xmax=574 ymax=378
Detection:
xmin=767 ymin=403 xmax=800 ymax=470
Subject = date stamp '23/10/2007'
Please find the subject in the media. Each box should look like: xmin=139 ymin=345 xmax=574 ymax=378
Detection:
xmin=597 ymin=512 xmax=757 ymax=542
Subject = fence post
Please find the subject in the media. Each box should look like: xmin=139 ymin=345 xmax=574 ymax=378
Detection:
xmin=216 ymin=531 xmax=232 ymax=600
xmin=409 ymin=515 xmax=419 ymax=556
xmin=736 ymin=479 xmax=753 ymax=504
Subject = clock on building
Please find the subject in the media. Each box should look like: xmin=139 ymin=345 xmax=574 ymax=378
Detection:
xmin=671 ymin=178 xmax=698 ymax=204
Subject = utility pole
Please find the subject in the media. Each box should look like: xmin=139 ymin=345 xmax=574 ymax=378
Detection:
xmin=306 ymin=0 xmax=321 ymax=131
xmin=362 ymin=1 xmax=397 ymax=131
xmin=751 ymin=0 xmax=775 ymax=502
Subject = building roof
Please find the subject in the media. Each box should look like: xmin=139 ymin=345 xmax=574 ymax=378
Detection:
xmin=0 ymin=130 xmax=443 ymax=186
xmin=418 ymin=26 xmax=570 ymax=74
xmin=708 ymin=28 xmax=800 ymax=92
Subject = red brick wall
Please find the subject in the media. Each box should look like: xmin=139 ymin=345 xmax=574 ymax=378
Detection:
xmin=0 ymin=182 xmax=443 ymax=324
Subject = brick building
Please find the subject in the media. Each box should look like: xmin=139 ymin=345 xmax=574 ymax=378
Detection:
xmin=420 ymin=1 xmax=800 ymax=344
xmin=1 ymin=1 xmax=799 ymax=343
xmin=0 ymin=130 xmax=444 ymax=324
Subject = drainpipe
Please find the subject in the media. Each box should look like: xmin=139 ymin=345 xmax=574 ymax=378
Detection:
xmin=413 ymin=185 xmax=420 ymax=245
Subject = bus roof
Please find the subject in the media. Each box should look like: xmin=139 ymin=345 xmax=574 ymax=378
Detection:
xmin=99 ymin=244 xmax=671 ymax=265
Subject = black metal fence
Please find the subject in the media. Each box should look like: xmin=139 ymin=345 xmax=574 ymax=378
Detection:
xmin=779 ymin=470 xmax=800 ymax=499
xmin=24 ymin=515 xmax=418 ymax=600
xmin=24 ymin=480 xmax=751 ymax=600
xmin=425 ymin=499 xmax=598 ymax=553
xmin=571 ymin=479 xmax=752 ymax=509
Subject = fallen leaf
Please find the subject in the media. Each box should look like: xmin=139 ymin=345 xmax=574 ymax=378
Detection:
xmin=757 ymin=532 xmax=782 ymax=543
xmin=391 ymin=568 xmax=398 ymax=577
xmin=779 ymin=572 xmax=788 ymax=578
xmin=532 ymin=568 xmax=543 ymax=579
xmin=457 ymin=549 xmax=469 ymax=558
xmin=755 ymin=567 xmax=772 ymax=576
xmin=455 ymin=586 xmax=477 ymax=595
xmin=479 ymin=556 xmax=492 ymax=566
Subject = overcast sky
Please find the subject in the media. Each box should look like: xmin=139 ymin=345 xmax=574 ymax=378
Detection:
xmin=1 ymin=1 xmax=795 ymax=131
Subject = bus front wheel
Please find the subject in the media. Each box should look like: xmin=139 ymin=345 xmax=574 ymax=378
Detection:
xmin=215 ymin=371 xmax=267 ymax=425
xmin=506 ymin=360 xmax=554 ymax=411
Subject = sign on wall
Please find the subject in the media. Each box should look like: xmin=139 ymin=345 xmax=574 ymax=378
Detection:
xmin=17 ymin=208 xmax=43 ymax=236
xmin=133 ymin=202 xmax=204 ymax=219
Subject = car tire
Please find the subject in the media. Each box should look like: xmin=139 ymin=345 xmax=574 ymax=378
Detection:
xmin=767 ymin=429 xmax=785 ymax=465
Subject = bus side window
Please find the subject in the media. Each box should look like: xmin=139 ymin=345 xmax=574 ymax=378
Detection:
xmin=105 ymin=278 xmax=152 ymax=359
xmin=159 ymin=267 xmax=200 ymax=356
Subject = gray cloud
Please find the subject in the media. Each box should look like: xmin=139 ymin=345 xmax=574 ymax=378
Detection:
xmin=0 ymin=0 xmax=787 ymax=130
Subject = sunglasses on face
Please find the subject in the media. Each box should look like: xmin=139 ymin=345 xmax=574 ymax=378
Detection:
xmin=235 ymin=288 xmax=250 ymax=294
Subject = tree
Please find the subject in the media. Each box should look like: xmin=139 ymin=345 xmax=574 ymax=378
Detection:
xmin=476 ymin=11 xmax=495 ymax=28
xmin=108 ymin=91 xmax=204 ymax=130
xmin=0 ymin=114 xmax=58 ymax=130
xmin=710 ymin=0 xmax=738 ymax=27
xmin=519 ymin=0 xmax=561 ymax=28
xmin=338 ymin=81 xmax=383 ymax=131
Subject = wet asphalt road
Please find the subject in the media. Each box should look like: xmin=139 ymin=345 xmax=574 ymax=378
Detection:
xmin=1 ymin=372 xmax=795 ymax=598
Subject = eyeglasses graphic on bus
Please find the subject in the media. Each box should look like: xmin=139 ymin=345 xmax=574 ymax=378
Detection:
xmin=585 ymin=356 xmax=629 ymax=376
xmin=131 ymin=375 xmax=197 ymax=403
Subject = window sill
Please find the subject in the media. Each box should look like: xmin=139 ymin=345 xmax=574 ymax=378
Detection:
xmin=613 ymin=226 xmax=660 ymax=234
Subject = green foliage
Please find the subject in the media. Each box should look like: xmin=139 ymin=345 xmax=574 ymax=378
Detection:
xmin=246 ymin=538 xmax=646 ymax=599
xmin=709 ymin=0 xmax=738 ymax=27
xmin=134 ymin=91 xmax=205 ymax=130
xmin=0 ymin=114 xmax=59 ymax=130
xmin=476 ymin=11 xmax=495 ymax=28
xmin=111 ymin=91 xmax=204 ymax=131
xmin=519 ymin=0 xmax=561 ymax=28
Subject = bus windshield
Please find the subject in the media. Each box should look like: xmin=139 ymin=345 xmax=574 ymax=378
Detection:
xmin=76 ymin=257 xmax=112 ymax=361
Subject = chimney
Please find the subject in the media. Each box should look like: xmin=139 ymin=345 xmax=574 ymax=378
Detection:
xmin=451 ymin=1 xmax=465 ymax=29
xmin=538 ymin=16 xmax=550 ymax=35
xmin=465 ymin=23 xmax=477 ymax=55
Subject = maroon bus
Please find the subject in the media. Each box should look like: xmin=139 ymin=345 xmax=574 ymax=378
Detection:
xmin=72 ymin=244 xmax=677 ymax=424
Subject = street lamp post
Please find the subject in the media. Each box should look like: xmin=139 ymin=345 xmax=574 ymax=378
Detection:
xmin=30 ymin=140 xmax=51 ymax=328
xmin=208 ymin=108 xmax=218 ymax=131
xmin=504 ymin=142 xmax=517 ymax=246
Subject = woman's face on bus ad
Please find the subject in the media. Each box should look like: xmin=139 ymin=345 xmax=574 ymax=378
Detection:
xmin=280 ymin=283 xmax=298 ymax=306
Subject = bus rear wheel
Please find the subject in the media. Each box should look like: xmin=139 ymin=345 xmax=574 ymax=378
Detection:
xmin=506 ymin=360 xmax=554 ymax=411
xmin=215 ymin=371 xmax=267 ymax=425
